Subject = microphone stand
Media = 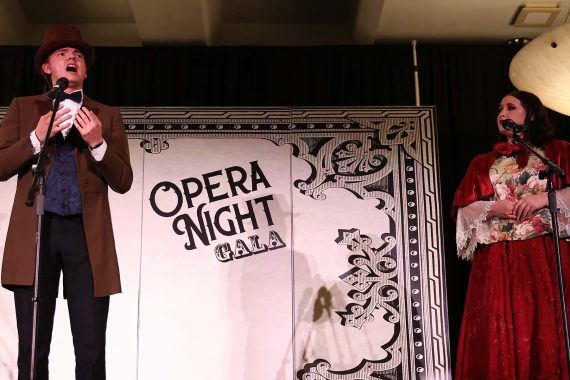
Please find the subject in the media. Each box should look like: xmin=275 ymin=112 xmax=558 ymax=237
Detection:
xmin=511 ymin=131 xmax=570 ymax=378
xmin=24 ymin=90 xmax=64 ymax=380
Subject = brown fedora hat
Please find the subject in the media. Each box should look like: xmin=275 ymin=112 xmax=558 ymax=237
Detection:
xmin=34 ymin=24 xmax=95 ymax=72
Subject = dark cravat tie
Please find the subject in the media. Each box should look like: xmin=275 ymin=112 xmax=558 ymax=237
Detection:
xmin=60 ymin=90 xmax=82 ymax=103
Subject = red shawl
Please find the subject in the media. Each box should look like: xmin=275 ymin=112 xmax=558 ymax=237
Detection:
xmin=451 ymin=139 xmax=570 ymax=220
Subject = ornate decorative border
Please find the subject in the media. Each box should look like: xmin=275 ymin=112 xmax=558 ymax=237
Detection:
xmin=0 ymin=106 xmax=451 ymax=379
xmin=119 ymin=106 xmax=450 ymax=379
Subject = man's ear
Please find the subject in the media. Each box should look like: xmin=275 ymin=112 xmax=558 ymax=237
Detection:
xmin=41 ymin=62 xmax=51 ymax=76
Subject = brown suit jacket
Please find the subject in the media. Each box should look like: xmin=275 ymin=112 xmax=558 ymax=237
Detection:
xmin=0 ymin=93 xmax=133 ymax=296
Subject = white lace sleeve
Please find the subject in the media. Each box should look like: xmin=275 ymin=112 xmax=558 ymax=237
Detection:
xmin=456 ymin=201 xmax=495 ymax=260
xmin=556 ymin=187 xmax=570 ymax=237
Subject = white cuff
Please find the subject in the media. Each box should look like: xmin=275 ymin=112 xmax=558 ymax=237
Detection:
xmin=89 ymin=140 xmax=107 ymax=162
xmin=29 ymin=131 xmax=42 ymax=155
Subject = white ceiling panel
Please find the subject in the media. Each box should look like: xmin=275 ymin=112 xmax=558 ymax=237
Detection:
xmin=0 ymin=0 xmax=568 ymax=46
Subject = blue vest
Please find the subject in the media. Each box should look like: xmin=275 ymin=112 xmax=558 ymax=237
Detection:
xmin=45 ymin=133 xmax=82 ymax=216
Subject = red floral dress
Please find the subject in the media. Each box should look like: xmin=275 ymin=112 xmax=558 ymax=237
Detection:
xmin=454 ymin=142 xmax=570 ymax=379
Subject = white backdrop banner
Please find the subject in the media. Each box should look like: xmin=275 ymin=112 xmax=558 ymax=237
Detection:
xmin=0 ymin=106 xmax=450 ymax=379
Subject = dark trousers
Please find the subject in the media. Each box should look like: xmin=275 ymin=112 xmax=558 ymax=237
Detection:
xmin=13 ymin=213 xmax=109 ymax=380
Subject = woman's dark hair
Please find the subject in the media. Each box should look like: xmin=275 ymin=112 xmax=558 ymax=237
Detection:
xmin=508 ymin=90 xmax=555 ymax=146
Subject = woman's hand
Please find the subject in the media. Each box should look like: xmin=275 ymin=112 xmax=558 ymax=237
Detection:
xmin=513 ymin=193 xmax=548 ymax=220
xmin=488 ymin=199 xmax=516 ymax=220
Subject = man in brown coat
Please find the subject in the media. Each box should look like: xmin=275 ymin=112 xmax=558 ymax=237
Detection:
xmin=0 ymin=24 xmax=132 ymax=379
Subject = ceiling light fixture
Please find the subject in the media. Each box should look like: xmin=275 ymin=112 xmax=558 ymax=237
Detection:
xmin=506 ymin=37 xmax=532 ymax=47
xmin=512 ymin=2 xmax=561 ymax=27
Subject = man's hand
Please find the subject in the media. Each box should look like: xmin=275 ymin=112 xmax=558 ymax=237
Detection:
xmin=75 ymin=107 xmax=103 ymax=148
xmin=34 ymin=106 xmax=72 ymax=144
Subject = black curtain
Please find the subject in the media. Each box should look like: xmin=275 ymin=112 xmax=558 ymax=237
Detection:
xmin=1 ymin=42 xmax=569 ymax=372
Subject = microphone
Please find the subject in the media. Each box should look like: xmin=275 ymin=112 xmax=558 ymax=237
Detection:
xmin=47 ymin=77 xmax=69 ymax=100
xmin=501 ymin=119 xmax=527 ymax=133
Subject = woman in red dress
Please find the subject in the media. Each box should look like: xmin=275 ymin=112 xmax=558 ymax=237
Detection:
xmin=453 ymin=91 xmax=570 ymax=379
